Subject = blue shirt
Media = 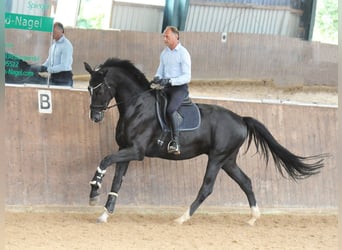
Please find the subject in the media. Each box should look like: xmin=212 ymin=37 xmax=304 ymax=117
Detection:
xmin=43 ymin=35 xmax=73 ymax=73
xmin=155 ymin=43 xmax=191 ymax=86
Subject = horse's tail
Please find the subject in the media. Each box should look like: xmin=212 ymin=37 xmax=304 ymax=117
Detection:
xmin=242 ymin=116 xmax=326 ymax=180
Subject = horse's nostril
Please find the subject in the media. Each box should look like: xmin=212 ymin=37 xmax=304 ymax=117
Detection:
xmin=91 ymin=111 xmax=104 ymax=123
xmin=92 ymin=117 xmax=101 ymax=123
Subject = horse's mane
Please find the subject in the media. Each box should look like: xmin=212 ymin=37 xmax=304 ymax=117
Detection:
xmin=101 ymin=58 xmax=150 ymax=87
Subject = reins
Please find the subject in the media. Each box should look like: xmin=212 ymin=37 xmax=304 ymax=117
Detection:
xmin=106 ymin=88 xmax=155 ymax=110
xmin=89 ymin=82 xmax=155 ymax=111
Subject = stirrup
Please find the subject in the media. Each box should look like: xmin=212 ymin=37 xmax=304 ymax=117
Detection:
xmin=167 ymin=140 xmax=180 ymax=155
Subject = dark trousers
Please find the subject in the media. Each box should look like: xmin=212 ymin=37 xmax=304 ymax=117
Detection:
xmin=50 ymin=71 xmax=73 ymax=87
xmin=163 ymin=84 xmax=189 ymax=116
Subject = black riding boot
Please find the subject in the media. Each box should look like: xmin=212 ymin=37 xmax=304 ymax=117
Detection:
xmin=168 ymin=112 xmax=183 ymax=155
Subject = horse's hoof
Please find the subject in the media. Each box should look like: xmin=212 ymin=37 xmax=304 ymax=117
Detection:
xmin=247 ymin=205 xmax=260 ymax=226
xmin=96 ymin=217 xmax=107 ymax=223
xmin=247 ymin=218 xmax=257 ymax=226
xmin=174 ymin=208 xmax=190 ymax=225
xmin=96 ymin=211 xmax=109 ymax=223
xmin=174 ymin=217 xmax=184 ymax=225
xmin=89 ymin=196 xmax=100 ymax=206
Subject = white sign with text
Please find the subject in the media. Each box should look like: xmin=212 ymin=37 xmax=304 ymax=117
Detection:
xmin=38 ymin=89 xmax=52 ymax=113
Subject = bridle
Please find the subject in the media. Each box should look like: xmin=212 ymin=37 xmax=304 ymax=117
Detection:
xmin=88 ymin=81 xmax=116 ymax=111
xmin=88 ymin=80 xmax=155 ymax=112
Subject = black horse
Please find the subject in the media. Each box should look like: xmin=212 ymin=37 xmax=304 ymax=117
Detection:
xmin=84 ymin=58 xmax=325 ymax=224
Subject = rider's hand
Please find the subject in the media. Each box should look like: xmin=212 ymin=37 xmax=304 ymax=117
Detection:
xmin=151 ymin=76 xmax=160 ymax=83
xmin=150 ymin=77 xmax=171 ymax=89
xmin=30 ymin=65 xmax=48 ymax=73
xmin=150 ymin=76 xmax=164 ymax=89
xmin=159 ymin=78 xmax=171 ymax=88
xmin=150 ymin=82 xmax=164 ymax=90
xmin=41 ymin=66 xmax=48 ymax=72
xmin=30 ymin=65 xmax=43 ymax=72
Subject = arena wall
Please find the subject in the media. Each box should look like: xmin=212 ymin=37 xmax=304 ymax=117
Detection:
xmin=5 ymin=29 xmax=338 ymax=86
xmin=6 ymin=86 xmax=337 ymax=209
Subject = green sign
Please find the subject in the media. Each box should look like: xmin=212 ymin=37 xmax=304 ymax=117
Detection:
xmin=5 ymin=13 xmax=53 ymax=32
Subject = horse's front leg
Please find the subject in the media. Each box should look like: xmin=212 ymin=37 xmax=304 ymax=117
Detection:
xmin=97 ymin=162 xmax=129 ymax=223
xmin=89 ymin=166 xmax=107 ymax=206
xmin=89 ymin=147 xmax=142 ymax=206
xmin=89 ymin=147 xmax=144 ymax=223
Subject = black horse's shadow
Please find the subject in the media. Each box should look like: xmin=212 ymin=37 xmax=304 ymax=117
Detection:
xmin=83 ymin=58 xmax=326 ymax=225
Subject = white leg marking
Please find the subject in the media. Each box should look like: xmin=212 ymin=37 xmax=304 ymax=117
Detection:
xmin=89 ymin=180 xmax=102 ymax=189
xmin=247 ymin=205 xmax=260 ymax=226
xmin=97 ymin=166 xmax=107 ymax=175
xmin=175 ymin=208 xmax=191 ymax=224
xmin=97 ymin=209 xmax=109 ymax=223
xmin=108 ymin=192 xmax=118 ymax=197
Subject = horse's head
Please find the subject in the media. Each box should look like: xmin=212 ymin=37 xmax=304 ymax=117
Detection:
xmin=84 ymin=62 xmax=114 ymax=122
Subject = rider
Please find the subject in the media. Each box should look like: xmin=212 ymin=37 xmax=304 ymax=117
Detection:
xmin=151 ymin=26 xmax=191 ymax=155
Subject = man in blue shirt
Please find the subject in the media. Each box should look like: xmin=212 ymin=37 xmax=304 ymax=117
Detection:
xmin=151 ymin=26 xmax=191 ymax=155
xmin=33 ymin=22 xmax=73 ymax=87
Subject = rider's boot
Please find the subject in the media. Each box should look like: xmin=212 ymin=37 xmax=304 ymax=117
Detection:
xmin=168 ymin=111 xmax=183 ymax=155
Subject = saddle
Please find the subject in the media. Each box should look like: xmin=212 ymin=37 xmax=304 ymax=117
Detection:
xmin=155 ymin=90 xmax=201 ymax=146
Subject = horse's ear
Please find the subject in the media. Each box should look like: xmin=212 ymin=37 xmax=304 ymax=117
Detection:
xmin=84 ymin=62 xmax=93 ymax=74
xmin=101 ymin=69 xmax=108 ymax=77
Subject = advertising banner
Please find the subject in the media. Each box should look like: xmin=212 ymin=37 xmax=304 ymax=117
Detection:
xmin=5 ymin=0 xmax=54 ymax=85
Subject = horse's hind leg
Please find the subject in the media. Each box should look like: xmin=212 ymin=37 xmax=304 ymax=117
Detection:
xmin=175 ymin=157 xmax=222 ymax=224
xmin=97 ymin=162 xmax=129 ymax=223
xmin=221 ymin=162 xmax=260 ymax=226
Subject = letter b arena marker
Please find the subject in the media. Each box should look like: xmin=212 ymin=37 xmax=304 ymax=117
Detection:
xmin=38 ymin=90 xmax=52 ymax=113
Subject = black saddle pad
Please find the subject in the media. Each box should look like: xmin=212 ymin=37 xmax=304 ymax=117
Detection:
xmin=156 ymin=92 xmax=201 ymax=132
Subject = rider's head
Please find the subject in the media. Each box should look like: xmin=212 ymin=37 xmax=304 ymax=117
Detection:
xmin=53 ymin=22 xmax=64 ymax=41
xmin=163 ymin=26 xmax=179 ymax=50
